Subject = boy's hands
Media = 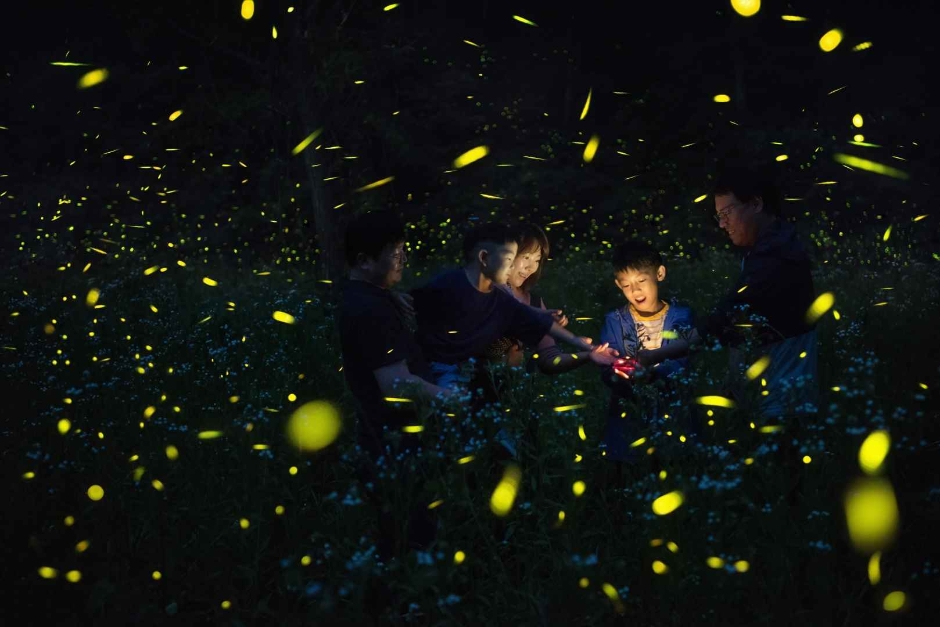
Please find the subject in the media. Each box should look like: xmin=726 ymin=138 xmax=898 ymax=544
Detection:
xmin=612 ymin=356 xmax=647 ymax=381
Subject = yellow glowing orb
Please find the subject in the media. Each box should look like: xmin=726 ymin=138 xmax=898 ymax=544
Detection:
xmin=286 ymin=401 xmax=342 ymax=452
xmin=805 ymin=292 xmax=835 ymax=324
xmin=819 ymin=29 xmax=843 ymax=52
xmin=858 ymin=430 xmax=891 ymax=475
xmin=730 ymin=0 xmax=761 ymax=18
xmin=651 ymin=490 xmax=684 ymax=515
xmin=490 ymin=464 xmax=522 ymax=516
xmin=844 ymin=477 xmax=899 ymax=552
xmin=883 ymin=591 xmax=906 ymax=612
xmin=87 ymin=484 xmax=104 ymax=501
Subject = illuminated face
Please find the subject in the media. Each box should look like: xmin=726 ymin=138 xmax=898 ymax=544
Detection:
xmin=482 ymin=241 xmax=518 ymax=286
xmin=508 ymin=246 xmax=542 ymax=289
xmin=715 ymin=193 xmax=761 ymax=247
xmin=614 ymin=266 xmax=666 ymax=314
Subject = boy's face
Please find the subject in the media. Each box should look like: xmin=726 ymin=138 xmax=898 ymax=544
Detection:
xmin=508 ymin=246 xmax=542 ymax=289
xmin=614 ymin=265 xmax=666 ymax=313
xmin=480 ymin=240 xmax=518 ymax=285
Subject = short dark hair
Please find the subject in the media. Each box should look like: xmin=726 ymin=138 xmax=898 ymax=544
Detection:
xmin=344 ymin=212 xmax=406 ymax=267
xmin=713 ymin=161 xmax=780 ymax=216
xmin=512 ymin=223 xmax=551 ymax=292
xmin=462 ymin=222 xmax=515 ymax=263
xmin=612 ymin=241 xmax=663 ymax=275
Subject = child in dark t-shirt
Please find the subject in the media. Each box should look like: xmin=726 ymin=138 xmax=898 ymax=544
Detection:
xmin=411 ymin=223 xmax=619 ymax=389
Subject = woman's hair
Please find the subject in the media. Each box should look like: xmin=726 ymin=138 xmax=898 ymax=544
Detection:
xmin=512 ymin=223 xmax=551 ymax=293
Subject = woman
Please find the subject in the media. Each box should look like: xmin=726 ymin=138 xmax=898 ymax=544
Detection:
xmin=488 ymin=223 xmax=608 ymax=374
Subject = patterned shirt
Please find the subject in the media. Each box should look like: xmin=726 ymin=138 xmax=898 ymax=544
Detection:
xmin=629 ymin=302 xmax=670 ymax=350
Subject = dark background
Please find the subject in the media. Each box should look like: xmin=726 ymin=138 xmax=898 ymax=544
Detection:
xmin=1 ymin=0 xmax=936 ymax=275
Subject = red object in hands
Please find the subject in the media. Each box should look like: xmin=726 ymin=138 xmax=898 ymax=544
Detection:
xmin=613 ymin=357 xmax=639 ymax=376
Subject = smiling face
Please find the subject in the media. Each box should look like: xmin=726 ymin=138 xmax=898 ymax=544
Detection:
xmin=715 ymin=193 xmax=763 ymax=247
xmin=614 ymin=265 xmax=666 ymax=314
xmin=508 ymin=246 xmax=542 ymax=289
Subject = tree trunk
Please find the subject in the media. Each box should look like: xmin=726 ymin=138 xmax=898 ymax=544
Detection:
xmin=291 ymin=5 xmax=345 ymax=281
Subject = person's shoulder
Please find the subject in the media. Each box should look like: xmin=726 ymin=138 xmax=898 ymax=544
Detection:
xmin=341 ymin=280 xmax=393 ymax=314
xmin=603 ymin=307 xmax=627 ymax=323
xmin=665 ymin=300 xmax=694 ymax=322
xmin=754 ymin=220 xmax=809 ymax=260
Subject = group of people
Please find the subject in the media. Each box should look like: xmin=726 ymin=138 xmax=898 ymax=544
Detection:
xmin=337 ymin=161 xmax=820 ymax=562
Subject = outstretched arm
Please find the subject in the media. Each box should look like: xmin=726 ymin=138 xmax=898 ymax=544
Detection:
xmin=548 ymin=322 xmax=598 ymax=353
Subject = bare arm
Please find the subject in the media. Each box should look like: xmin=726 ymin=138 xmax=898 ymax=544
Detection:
xmin=547 ymin=321 xmax=595 ymax=352
xmin=373 ymin=360 xmax=453 ymax=400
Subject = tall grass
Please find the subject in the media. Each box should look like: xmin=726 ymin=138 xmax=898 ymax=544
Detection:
xmin=3 ymin=241 xmax=938 ymax=626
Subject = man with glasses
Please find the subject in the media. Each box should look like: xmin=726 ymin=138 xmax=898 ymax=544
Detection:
xmin=641 ymin=161 xmax=818 ymax=503
xmin=704 ymin=162 xmax=819 ymax=415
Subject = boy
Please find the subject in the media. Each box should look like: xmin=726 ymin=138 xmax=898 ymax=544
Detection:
xmin=598 ymin=241 xmax=695 ymax=479
xmin=412 ymin=222 xmax=618 ymax=458
xmin=412 ymin=222 xmax=618 ymax=390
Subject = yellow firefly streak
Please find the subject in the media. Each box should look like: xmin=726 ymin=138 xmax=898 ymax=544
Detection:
xmin=695 ymin=396 xmax=736 ymax=408
xmin=453 ymin=146 xmax=489 ymax=168
xmin=291 ymin=129 xmax=324 ymax=156
xmin=512 ymin=15 xmax=538 ymax=27
xmin=355 ymin=176 xmax=395 ymax=192
xmin=579 ymin=88 xmax=592 ymax=120
xmin=833 ymin=154 xmax=909 ymax=179
xmin=583 ymin=135 xmax=600 ymax=163
xmin=805 ymin=292 xmax=835 ymax=324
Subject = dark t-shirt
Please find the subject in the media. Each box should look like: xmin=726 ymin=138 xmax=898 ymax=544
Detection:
xmin=411 ymin=269 xmax=554 ymax=365
xmin=338 ymin=280 xmax=430 ymax=452
xmin=698 ymin=219 xmax=816 ymax=345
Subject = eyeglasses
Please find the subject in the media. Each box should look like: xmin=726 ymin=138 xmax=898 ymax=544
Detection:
xmin=390 ymin=249 xmax=408 ymax=263
xmin=714 ymin=202 xmax=743 ymax=224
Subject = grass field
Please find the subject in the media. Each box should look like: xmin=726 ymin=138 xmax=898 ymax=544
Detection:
xmin=3 ymin=241 xmax=939 ymax=626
